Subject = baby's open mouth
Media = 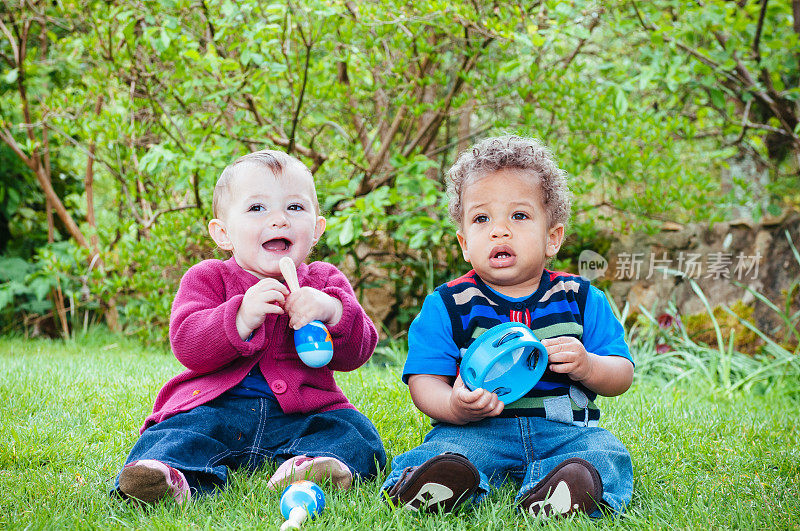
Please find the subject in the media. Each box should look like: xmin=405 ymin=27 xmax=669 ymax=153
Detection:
xmin=491 ymin=245 xmax=514 ymax=259
xmin=262 ymin=238 xmax=291 ymax=251
xmin=490 ymin=245 xmax=516 ymax=267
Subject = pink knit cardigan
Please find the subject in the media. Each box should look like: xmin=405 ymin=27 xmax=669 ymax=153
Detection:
xmin=140 ymin=257 xmax=378 ymax=433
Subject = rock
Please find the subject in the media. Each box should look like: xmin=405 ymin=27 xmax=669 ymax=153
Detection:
xmin=598 ymin=212 xmax=800 ymax=340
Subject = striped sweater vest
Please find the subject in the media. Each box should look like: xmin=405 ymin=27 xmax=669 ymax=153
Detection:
xmin=436 ymin=269 xmax=602 ymax=426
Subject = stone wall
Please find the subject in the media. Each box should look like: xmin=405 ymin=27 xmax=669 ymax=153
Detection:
xmin=347 ymin=213 xmax=799 ymax=341
xmin=593 ymin=213 xmax=800 ymax=336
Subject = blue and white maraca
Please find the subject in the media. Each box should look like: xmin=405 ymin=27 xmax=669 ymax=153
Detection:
xmin=279 ymin=480 xmax=325 ymax=530
xmin=279 ymin=257 xmax=334 ymax=368
xmin=293 ymin=320 xmax=333 ymax=368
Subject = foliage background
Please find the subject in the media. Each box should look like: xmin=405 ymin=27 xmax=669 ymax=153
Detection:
xmin=1 ymin=0 xmax=798 ymax=341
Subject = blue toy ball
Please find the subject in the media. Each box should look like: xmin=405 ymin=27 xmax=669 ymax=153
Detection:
xmin=460 ymin=322 xmax=548 ymax=405
xmin=280 ymin=480 xmax=325 ymax=530
xmin=294 ymin=321 xmax=333 ymax=368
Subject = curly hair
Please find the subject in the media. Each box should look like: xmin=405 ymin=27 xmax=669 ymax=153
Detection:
xmin=212 ymin=150 xmax=318 ymax=219
xmin=446 ymin=136 xmax=571 ymax=228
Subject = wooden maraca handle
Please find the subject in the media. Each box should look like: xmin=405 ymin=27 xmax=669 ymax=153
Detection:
xmin=279 ymin=506 xmax=308 ymax=530
xmin=279 ymin=257 xmax=301 ymax=292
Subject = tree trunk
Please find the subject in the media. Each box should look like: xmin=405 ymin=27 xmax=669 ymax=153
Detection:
xmin=457 ymin=99 xmax=476 ymax=154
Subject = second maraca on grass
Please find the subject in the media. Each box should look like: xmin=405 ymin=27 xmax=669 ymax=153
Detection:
xmin=279 ymin=257 xmax=334 ymax=368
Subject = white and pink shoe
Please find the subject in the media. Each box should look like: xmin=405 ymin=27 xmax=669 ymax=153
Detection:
xmin=118 ymin=459 xmax=191 ymax=505
xmin=267 ymin=455 xmax=353 ymax=491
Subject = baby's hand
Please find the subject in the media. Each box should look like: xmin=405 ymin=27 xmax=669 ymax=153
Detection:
xmin=448 ymin=374 xmax=504 ymax=424
xmin=542 ymin=336 xmax=594 ymax=382
xmin=236 ymin=278 xmax=290 ymax=340
xmin=284 ymin=287 xmax=343 ymax=330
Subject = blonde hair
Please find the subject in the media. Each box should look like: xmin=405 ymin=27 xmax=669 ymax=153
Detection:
xmin=447 ymin=135 xmax=571 ymax=228
xmin=212 ymin=150 xmax=319 ymax=218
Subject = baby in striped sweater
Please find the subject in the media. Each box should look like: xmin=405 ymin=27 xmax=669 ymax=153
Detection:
xmin=382 ymin=136 xmax=634 ymax=520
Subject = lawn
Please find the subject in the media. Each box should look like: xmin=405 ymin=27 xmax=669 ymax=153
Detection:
xmin=0 ymin=332 xmax=798 ymax=529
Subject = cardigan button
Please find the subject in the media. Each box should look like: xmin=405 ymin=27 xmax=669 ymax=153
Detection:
xmin=271 ymin=379 xmax=288 ymax=394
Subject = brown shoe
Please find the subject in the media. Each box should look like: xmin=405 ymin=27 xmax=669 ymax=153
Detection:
xmin=118 ymin=459 xmax=191 ymax=506
xmin=518 ymin=458 xmax=603 ymax=518
xmin=385 ymin=453 xmax=480 ymax=513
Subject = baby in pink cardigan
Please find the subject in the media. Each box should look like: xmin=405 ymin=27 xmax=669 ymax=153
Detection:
xmin=115 ymin=150 xmax=386 ymax=505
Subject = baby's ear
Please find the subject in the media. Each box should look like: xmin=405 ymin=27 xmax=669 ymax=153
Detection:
xmin=546 ymin=223 xmax=565 ymax=258
xmin=208 ymin=219 xmax=233 ymax=251
xmin=456 ymin=230 xmax=470 ymax=262
xmin=312 ymin=215 xmax=326 ymax=245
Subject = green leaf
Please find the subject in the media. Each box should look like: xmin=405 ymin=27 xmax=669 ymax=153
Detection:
xmin=182 ymin=49 xmax=201 ymax=62
xmin=29 ymin=276 xmax=54 ymax=301
xmin=24 ymin=299 xmax=52 ymax=315
xmin=338 ymin=217 xmax=354 ymax=246
xmin=614 ymin=87 xmax=628 ymax=114
xmin=0 ymin=284 xmax=15 ymax=311
xmin=530 ymin=33 xmax=546 ymax=47
xmin=573 ymin=25 xmax=591 ymax=40
xmin=554 ymin=3 xmax=573 ymax=16
xmin=408 ymin=231 xmax=427 ymax=249
xmin=160 ymin=29 xmax=171 ymax=51
xmin=3 ymin=187 xmax=20 ymax=215
xmin=0 ymin=258 xmax=32 ymax=282
xmin=3 ymin=69 xmax=18 ymax=83
xmin=710 ymin=88 xmax=725 ymax=108
xmin=638 ymin=69 xmax=653 ymax=91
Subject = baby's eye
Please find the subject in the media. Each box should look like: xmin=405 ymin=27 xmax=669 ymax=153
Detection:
xmin=248 ymin=204 xmax=265 ymax=212
xmin=287 ymin=203 xmax=305 ymax=211
xmin=512 ymin=212 xmax=529 ymax=220
xmin=473 ymin=214 xmax=489 ymax=224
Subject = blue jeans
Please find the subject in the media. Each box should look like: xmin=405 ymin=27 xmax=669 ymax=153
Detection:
xmin=381 ymin=416 xmax=632 ymax=515
xmin=115 ymin=391 xmax=386 ymax=497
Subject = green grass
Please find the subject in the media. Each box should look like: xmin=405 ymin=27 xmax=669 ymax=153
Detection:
xmin=1 ymin=331 xmax=799 ymax=529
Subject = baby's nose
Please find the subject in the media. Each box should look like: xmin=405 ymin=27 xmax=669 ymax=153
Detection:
xmin=269 ymin=212 xmax=289 ymax=227
xmin=490 ymin=223 xmax=510 ymax=237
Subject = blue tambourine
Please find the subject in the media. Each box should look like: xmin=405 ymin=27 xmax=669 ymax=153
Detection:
xmin=460 ymin=322 xmax=548 ymax=404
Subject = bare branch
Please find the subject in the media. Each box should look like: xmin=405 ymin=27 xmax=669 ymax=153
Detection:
xmin=752 ymin=0 xmax=768 ymax=63
xmin=213 ymin=130 xmax=327 ymax=171
xmin=0 ymin=126 xmax=32 ymax=167
xmin=427 ymin=122 xmax=493 ymax=157
xmin=404 ymin=37 xmax=493 ymax=158
xmin=336 ymin=53 xmax=373 ymax=159
xmin=582 ymin=200 xmax=676 ymax=224
xmin=729 ymin=98 xmax=752 ymax=145
xmin=143 ymin=205 xmax=199 ymax=230
xmin=632 ymin=2 xmax=733 ymax=79
xmin=0 ymin=18 xmax=20 ymax=66
xmin=244 ymin=93 xmax=264 ymax=127
xmin=727 ymin=51 xmax=799 ymax=142
xmin=633 ymin=1 xmax=800 ymax=149
xmin=33 ymin=164 xmax=91 ymax=249
xmin=367 ymin=105 xmax=407 ymax=176
xmin=743 ymin=120 xmax=796 ymax=135
xmin=17 ymin=19 xmax=33 ymax=130
xmin=199 ymin=0 xmax=217 ymax=49
xmin=288 ymin=35 xmax=312 ymax=154
xmin=85 ymin=95 xmax=104 ymax=253
xmin=555 ymin=10 xmax=602 ymax=70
